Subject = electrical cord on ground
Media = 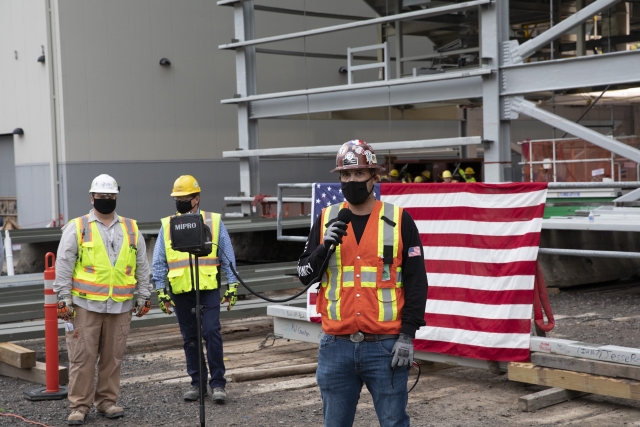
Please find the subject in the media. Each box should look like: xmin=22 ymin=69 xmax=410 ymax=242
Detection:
xmin=0 ymin=412 xmax=55 ymax=427
xmin=213 ymin=242 xmax=332 ymax=303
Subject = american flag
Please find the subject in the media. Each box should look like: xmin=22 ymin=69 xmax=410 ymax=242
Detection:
xmin=308 ymin=182 xmax=548 ymax=362
xmin=311 ymin=182 xmax=381 ymax=225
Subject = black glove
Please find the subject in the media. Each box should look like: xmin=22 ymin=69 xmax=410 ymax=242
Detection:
xmin=323 ymin=221 xmax=348 ymax=250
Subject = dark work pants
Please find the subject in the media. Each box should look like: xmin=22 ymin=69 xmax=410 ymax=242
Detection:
xmin=171 ymin=288 xmax=226 ymax=389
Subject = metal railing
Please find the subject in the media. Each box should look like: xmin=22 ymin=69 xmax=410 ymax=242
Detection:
xmin=277 ymin=183 xmax=313 ymax=242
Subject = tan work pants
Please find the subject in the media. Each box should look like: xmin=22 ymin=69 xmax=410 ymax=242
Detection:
xmin=65 ymin=306 xmax=132 ymax=413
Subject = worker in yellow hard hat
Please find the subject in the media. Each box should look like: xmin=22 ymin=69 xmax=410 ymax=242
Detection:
xmin=420 ymin=170 xmax=432 ymax=182
xmin=441 ymin=170 xmax=457 ymax=183
xmin=414 ymin=176 xmax=424 ymax=183
xmin=389 ymin=168 xmax=401 ymax=183
xmin=459 ymin=167 xmax=477 ymax=183
xmin=152 ymin=175 xmax=238 ymax=403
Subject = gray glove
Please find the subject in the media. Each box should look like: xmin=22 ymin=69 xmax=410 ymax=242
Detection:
xmin=323 ymin=221 xmax=348 ymax=250
xmin=391 ymin=333 xmax=414 ymax=368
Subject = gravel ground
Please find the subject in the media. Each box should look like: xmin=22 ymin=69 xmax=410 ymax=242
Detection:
xmin=3 ymin=282 xmax=640 ymax=426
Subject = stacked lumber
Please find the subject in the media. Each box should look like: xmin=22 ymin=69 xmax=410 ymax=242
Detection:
xmin=0 ymin=342 xmax=68 ymax=385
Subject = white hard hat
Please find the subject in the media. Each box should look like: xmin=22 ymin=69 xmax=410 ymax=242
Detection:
xmin=89 ymin=174 xmax=119 ymax=194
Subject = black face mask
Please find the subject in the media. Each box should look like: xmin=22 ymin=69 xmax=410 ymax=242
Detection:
xmin=93 ymin=198 xmax=116 ymax=215
xmin=176 ymin=200 xmax=194 ymax=214
xmin=341 ymin=176 xmax=374 ymax=206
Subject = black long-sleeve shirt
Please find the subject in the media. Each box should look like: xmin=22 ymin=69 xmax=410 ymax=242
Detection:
xmin=298 ymin=209 xmax=428 ymax=337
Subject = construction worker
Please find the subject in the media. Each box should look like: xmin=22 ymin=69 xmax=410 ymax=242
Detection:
xmin=152 ymin=175 xmax=239 ymax=403
xmin=297 ymin=140 xmax=428 ymax=427
xmin=420 ymin=169 xmax=432 ymax=182
xmin=54 ymin=174 xmax=152 ymax=425
xmin=414 ymin=175 xmax=424 ymax=183
xmin=441 ymin=170 xmax=457 ymax=183
xmin=459 ymin=167 xmax=477 ymax=183
xmin=389 ymin=168 xmax=400 ymax=182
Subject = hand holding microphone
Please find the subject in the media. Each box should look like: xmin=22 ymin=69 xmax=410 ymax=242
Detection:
xmin=323 ymin=208 xmax=353 ymax=251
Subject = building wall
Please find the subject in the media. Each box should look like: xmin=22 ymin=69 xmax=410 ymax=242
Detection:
xmin=0 ymin=0 xmax=57 ymax=227
xmin=0 ymin=135 xmax=17 ymax=196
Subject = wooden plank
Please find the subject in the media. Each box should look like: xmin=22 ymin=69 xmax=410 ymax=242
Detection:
xmin=0 ymin=342 xmax=36 ymax=368
xmin=531 ymin=352 xmax=640 ymax=381
xmin=0 ymin=361 xmax=68 ymax=385
xmin=508 ymin=362 xmax=640 ymax=401
xmin=518 ymin=387 xmax=588 ymax=412
xmin=231 ymin=362 xmax=318 ymax=382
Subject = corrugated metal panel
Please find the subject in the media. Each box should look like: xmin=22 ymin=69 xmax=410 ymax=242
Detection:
xmin=0 ymin=135 xmax=16 ymax=196
xmin=15 ymin=164 xmax=52 ymax=228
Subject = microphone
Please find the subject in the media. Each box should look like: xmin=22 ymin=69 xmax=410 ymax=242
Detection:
xmin=329 ymin=208 xmax=353 ymax=252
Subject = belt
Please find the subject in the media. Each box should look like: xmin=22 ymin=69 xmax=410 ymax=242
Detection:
xmin=334 ymin=332 xmax=399 ymax=343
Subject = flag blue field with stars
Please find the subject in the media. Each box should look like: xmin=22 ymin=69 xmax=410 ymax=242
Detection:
xmin=311 ymin=183 xmax=381 ymax=225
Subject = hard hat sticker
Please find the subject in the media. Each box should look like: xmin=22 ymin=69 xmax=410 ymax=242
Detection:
xmin=364 ymin=150 xmax=374 ymax=164
xmin=343 ymin=152 xmax=358 ymax=166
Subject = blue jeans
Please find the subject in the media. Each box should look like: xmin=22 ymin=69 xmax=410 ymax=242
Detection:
xmin=316 ymin=334 xmax=410 ymax=427
xmin=171 ymin=288 xmax=226 ymax=389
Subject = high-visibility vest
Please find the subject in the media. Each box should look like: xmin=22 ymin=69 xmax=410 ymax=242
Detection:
xmin=71 ymin=215 xmax=139 ymax=302
xmin=317 ymin=200 xmax=404 ymax=335
xmin=161 ymin=211 xmax=221 ymax=294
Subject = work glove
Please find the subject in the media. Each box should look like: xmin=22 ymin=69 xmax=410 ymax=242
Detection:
xmin=57 ymin=296 xmax=74 ymax=321
xmin=133 ymin=297 xmax=151 ymax=318
xmin=323 ymin=221 xmax=348 ymax=250
xmin=221 ymin=283 xmax=239 ymax=311
xmin=390 ymin=333 xmax=414 ymax=369
xmin=156 ymin=288 xmax=174 ymax=315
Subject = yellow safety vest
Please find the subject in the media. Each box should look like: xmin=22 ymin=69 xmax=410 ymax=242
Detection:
xmin=71 ymin=215 xmax=139 ymax=302
xmin=161 ymin=211 xmax=221 ymax=294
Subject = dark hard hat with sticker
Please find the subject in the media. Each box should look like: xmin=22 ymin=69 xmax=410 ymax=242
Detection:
xmin=331 ymin=140 xmax=385 ymax=173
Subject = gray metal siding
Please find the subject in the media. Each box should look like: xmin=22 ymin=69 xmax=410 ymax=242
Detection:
xmin=0 ymin=135 xmax=16 ymax=196
xmin=15 ymin=163 xmax=51 ymax=228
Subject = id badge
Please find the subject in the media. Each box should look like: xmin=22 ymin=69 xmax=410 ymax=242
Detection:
xmin=382 ymin=264 xmax=391 ymax=282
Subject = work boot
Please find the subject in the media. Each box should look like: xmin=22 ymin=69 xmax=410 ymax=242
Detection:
xmin=183 ymin=385 xmax=208 ymax=401
xmin=211 ymin=387 xmax=227 ymax=404
xmin=67 ymin=411 xmax=85 ymax=426
xmin=98 ymin=405 xmax=125 ymax=419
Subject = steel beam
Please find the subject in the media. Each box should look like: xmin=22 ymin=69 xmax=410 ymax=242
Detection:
xmin=219 ymin=0 xmax=491 ymax=50
xmin=481 ymin=0 xmax=512 ymax=182
xmin=223 ymin=137 xmax=482 ymax=158
xmin=501 ymin=50 xmax=640 ymax=95
xmin=513 ymin=0 xmax=621 ymax=62
xmin=511 ymin=98 xmax=640 ymax=165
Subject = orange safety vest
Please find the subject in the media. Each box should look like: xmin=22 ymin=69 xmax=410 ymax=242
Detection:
xmin=316 ymin=200 xmax=404 ymax=335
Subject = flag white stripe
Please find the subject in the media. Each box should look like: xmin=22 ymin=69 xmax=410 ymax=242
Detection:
xmin=381 ymin=189 xmax=546 ymax=209
xmin=426 ymin=300 xmax=532 ymax=319
xmin=415 ymin=326 xmax=531 ymax=349
xmin=426 ymin=273 xmax=535 ymax=291
xmin=425 ymin=246 xmax=539 ymax=263
xmin=416 ymin=218 xmax=543 ymax=236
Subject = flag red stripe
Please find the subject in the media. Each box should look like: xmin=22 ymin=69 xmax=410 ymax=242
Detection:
xmin=426 ymin=260 xmax=537 ymax=277
xmin=424 ymin=314 xmax=531 ymax=334
xmin=413 ymin=340 xmax=530 ymax=362
xmin=428 ymin=287 xmax=534 ymax=305
xmin=421 ymin=233 xmax=541 ymax=250
xmin=309 ymin=292 xmax=317 ymax=305
xmin=381 ymin=182 xmax=548 ymax=195
xmin=406 ymin=205 xmax=545 ymax=222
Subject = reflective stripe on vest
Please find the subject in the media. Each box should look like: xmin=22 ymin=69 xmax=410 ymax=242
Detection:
xmin=161 ymin=211 xmax=221 ymax=294
xmin=72 ymin=215 xmax=138 ymax=302
xmin=320 ymin=201 xmax=403 ymax=324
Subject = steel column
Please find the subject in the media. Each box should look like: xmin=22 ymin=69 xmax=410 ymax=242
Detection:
xmin=234 ymin=1 xmax=259 ymax=215
xmin=510 ymin=98 xmax=640 ymax=165
xmin=480 ymin=0 xmax=511 ymax=182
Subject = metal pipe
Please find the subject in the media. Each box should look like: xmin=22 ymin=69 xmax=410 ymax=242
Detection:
xmin=547 ymin=181 xmax=640 ymax=188
xmin=552 ymin=139 xmax=557 ymax=182
xmin=5 ymin=230 xmax=14 ymax=276
xmin=519 ymin=157 xmax=614 ymax=165
xmin=539 ymin=248 xmax=640 ymax=259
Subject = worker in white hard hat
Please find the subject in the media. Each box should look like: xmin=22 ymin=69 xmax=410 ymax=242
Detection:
xmin=53 ymin=174 xmax=152 ymax=425
xmin=152 ymin=175 xmax=239 ymax=403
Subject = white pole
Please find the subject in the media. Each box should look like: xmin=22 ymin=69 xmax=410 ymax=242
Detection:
xmin=5 ymin=230 xmax=14 ymax=276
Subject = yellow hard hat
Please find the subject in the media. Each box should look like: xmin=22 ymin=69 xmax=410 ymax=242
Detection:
xmin=389 ymin=169 xmax=399 ymax=178
xmin=442 ymin=170 xmax=452 ymax=178
xmin=171 ymin=175 xmax=201 ymax=197
xmin=421 ymin=170 xmax=431 ymax=179
xmin=465 ymin=167 xmax=475 ymax=175
xmin=414 ymin=176 xmax=424 ymax=183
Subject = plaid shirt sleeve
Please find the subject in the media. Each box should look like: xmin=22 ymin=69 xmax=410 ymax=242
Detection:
xmin=217 ymin=221 xmax=238 ymax=284
xmin=152 ymin=226 xmax=169 ymax=291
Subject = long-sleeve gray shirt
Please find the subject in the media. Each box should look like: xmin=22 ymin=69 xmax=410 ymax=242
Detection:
xmin=53 ymin=210 xmax=152 ymax=314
